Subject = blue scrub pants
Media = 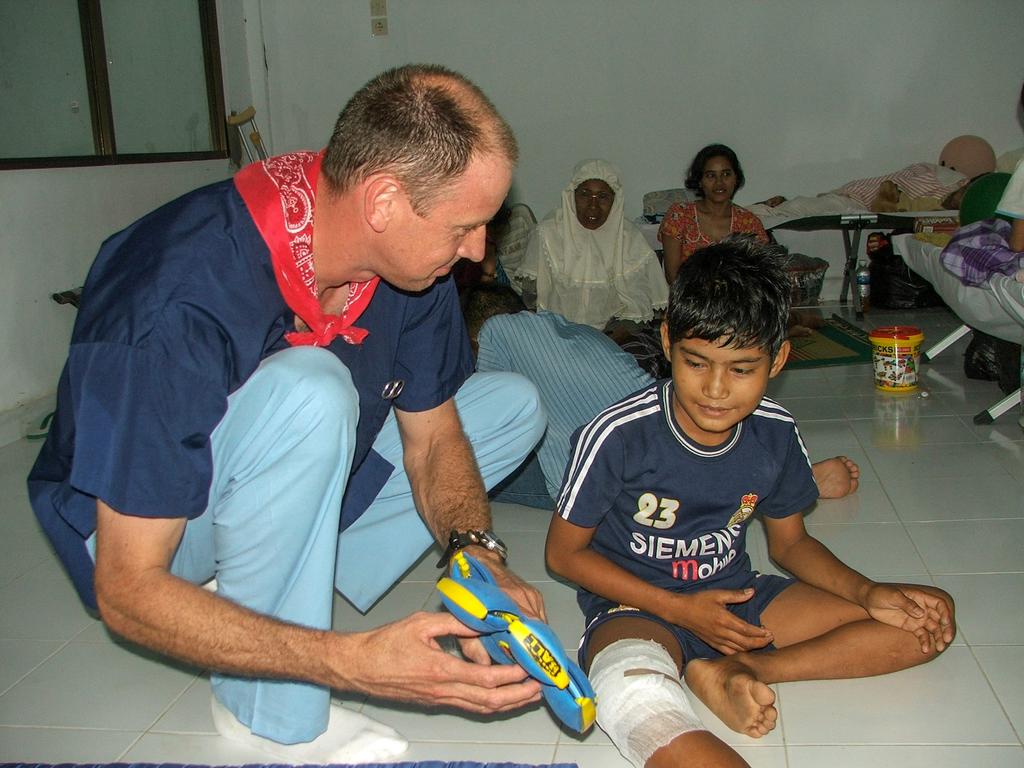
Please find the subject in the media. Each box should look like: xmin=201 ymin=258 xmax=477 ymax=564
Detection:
xmin=166 ymin=347 xmax=545 ymax=743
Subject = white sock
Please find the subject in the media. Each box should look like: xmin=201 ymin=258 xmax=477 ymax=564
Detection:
xmin=211 ymin=694 xmax=408 ymax=764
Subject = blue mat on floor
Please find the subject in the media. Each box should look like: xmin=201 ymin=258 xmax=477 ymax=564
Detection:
xmin=1 ymin=763 xmax=578 ymax=768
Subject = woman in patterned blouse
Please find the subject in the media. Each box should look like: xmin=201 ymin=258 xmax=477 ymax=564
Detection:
xmin=659 ymin=143 xmax=769 ymax=283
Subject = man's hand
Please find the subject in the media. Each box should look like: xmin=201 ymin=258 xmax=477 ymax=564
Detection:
xmin=863 ymin=583 xmax=955 ymax=653
xmin=444 ymin=546 xmax=546 ymax=665
xmin=669 ymin=588 xmax=774 ymax=655
xmin=466 ymin=546 xmax=546 ymax=622
xmin=345 ymin=611 xmax=543 ymax=713
xmin=395 ymin=400 xmax=545 ymax=623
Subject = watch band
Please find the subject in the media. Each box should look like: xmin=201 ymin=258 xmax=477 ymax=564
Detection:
xmin=437 ymin=529 xmax=508 ymax=568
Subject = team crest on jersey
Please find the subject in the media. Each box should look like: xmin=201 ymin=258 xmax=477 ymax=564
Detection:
xmin=727 ymin=493 xmax=759 ymax=528
xmin=606 ymin=605 xmax=640 ymax=616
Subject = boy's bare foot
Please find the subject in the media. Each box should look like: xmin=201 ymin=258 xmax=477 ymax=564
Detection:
xmin=684 ymin=657 xmax=777 ymax=738
xmin=813 ymin=455 xmax=860 ymax=499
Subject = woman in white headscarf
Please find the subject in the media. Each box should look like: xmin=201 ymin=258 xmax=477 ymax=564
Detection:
xmin=510 ymin=159 xmax=668 ymax=329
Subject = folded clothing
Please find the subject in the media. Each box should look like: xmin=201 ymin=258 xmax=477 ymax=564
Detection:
xmin=940 ymin=218 xmax=1024 ymax=287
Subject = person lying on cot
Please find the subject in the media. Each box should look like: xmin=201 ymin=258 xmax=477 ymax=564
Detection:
xmin=749 ymin=136 xmax=996 ymax=221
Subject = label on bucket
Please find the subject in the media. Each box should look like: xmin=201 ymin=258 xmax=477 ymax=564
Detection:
xmin=869 ymin=326 xmax=924 ymax=392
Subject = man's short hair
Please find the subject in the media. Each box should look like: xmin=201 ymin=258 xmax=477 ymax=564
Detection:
xmin=461 ymin=284 xmax=527 ymax=343
xmin=322 ymin=64 xmax=518 ymax=214
xmin=665 ymin=235 xmax=791 ymax=358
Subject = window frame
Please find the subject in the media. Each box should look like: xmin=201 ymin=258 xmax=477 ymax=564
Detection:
xmin=1 ymin=0 xmax=227 ymax=170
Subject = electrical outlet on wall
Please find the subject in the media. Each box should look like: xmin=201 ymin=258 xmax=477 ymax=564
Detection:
xmin=370 ymin=0 xmax=387 ymax=36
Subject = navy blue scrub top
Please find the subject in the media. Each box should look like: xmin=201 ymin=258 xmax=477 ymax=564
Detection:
xmin=28 ymin=180 xmax=473 ymax=609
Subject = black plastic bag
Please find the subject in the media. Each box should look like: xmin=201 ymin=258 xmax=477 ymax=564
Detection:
xmin=964 ymin=330 xmax=1021 ymax=394
xmin=997 ymin=339 xmax=1022 ymax=394
xmin=867 ymin=232 xmax=945 ymax=309
xmin=964 ymin=331 xmax=1002 ymax=381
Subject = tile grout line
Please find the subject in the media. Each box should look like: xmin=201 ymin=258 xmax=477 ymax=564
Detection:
xmin=965 ymin=644 xmax=1024 ymax=750
xmin=0 ymin=637 xmax=73 ymax=700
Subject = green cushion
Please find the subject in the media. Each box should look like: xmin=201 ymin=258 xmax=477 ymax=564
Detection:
xmin=960 ymin=172 xmax=1012 ymax=226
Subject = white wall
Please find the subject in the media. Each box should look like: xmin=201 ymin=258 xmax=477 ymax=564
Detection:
xmin=3 ymin=0 xmax=1023 ymax=440
xmin=250 ymin=0 xmax=1024 ymax=218
xmin=248 ymin=0 xmax=1023 ymax=300
xmin=0 ymin=160 xmax=233 ymax=441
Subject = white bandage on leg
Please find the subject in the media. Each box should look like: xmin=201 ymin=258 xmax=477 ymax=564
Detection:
xmin=589 ymin=638 xmax=705 ymax=768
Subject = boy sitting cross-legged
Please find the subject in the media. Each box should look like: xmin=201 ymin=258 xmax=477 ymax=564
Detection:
xmin=545 ymin=235 xmax=955 ymax=768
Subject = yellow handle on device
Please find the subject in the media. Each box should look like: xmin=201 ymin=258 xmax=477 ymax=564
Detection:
xmin=436 ymin=578 xmax=488 ymax=620
xmin=507 ymin=619 xmax=570 ymax=689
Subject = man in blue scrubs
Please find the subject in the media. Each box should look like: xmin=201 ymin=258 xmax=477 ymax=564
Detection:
xmin=28 ymin=65 xmax=546 ymax=763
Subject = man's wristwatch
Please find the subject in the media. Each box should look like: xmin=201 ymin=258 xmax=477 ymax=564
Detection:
xmin=437 ymin=529 xmax=508 ymax=568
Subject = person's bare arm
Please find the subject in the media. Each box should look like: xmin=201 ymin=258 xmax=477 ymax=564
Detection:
xmin=94 ymin=500 xmax=540 ymax=713
xmin=942 ymin=185 xmax=967 ymax=211
xmin=762 ymin=512 xmax=871 ymax=604
xmin=94 ymin=503 xmax=330 ymax=679
xmin=662 ymin=237 xmax=683 ymax=285
xmin=763 ymin=513 xmax=953 ymax=652
xmin=545 ymin=514 xmax=772 ymax=655
xmin=395 ymin=399 xmax=545 ymax=621
xmin=1009 ymin=218 xmax=1024 ymax=252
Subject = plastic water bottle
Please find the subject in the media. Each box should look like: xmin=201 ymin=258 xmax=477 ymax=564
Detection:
xmin=856 ymin=261 xmax=870 ymax=312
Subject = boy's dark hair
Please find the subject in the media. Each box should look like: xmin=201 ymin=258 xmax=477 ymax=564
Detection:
xmin=684 ymin=143 xmax=746 ymax=196
xmin=323 ymin=64 xmax=518 ymax=215
xmin=461 ymin=283 xmax=527 ymax=343
xmin=665 ymin=235 xmax=791 ymax=358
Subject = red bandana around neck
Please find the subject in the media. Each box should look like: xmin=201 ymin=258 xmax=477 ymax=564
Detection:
xmin=234 ymin=150 xmax=379 ymax=347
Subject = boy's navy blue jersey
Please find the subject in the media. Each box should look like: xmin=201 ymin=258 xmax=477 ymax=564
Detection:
xmin=556 ymin=380 xmax=819 ymax=618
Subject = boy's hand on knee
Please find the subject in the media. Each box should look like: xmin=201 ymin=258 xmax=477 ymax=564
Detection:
xmin=864 ymin=583 xmax=955 ymax=653
xmin=672 ymin=589 xmax=774 ymax=655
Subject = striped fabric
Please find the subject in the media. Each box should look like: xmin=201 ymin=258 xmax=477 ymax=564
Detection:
xmin=754 ymin=397 xmax=813 ymax=466
xmin=556 ymin=383 xmax=662 ymax=514
xmin=476 ymin=310 xmax=654 ymax=498
xmin=834 ymin=163 xmax=965 ymax=209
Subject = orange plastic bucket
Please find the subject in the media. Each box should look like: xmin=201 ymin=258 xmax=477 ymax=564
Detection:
xmin=869 ymin=326 xmax=924 ymax=392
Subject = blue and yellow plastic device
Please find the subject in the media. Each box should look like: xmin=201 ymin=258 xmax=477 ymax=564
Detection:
xmin=437 ymin=551 xmax=596 ymax=733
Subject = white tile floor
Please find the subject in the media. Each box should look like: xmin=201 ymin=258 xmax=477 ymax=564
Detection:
xmin=1 ymin=304 xmax=1022 ymax=767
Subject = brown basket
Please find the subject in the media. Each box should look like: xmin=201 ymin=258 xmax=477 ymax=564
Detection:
xmin=785 ymin=254 xmax=829 ymax=307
